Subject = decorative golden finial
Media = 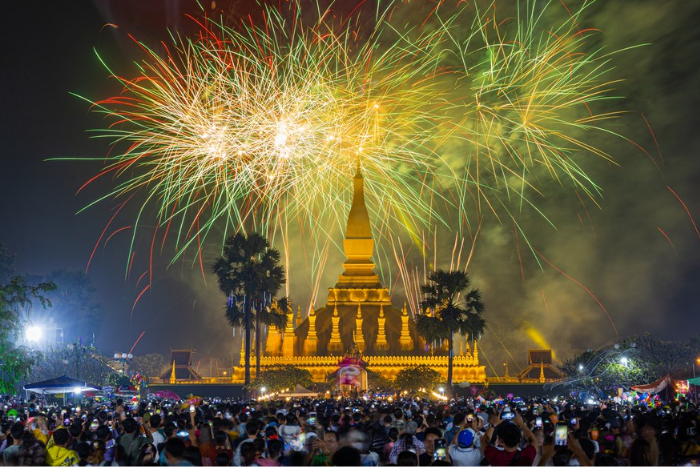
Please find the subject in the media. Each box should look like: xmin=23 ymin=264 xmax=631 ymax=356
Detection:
xmin=169 ymin=359 xmax=176 ymax=384
xmin=355 ymin=303 xmax=365 ymax=352
xmin=304 ymin=307 xmax=318 ymax=355
xmin=539 ymin=361 xmax=546 ymax=383
xmin=328 ymin=304 xmax=343 ymax=354
xmin=399 ymin=302 xmax=413 ymax=351
xmin=375 ymin=304 xmax=388 ymax=351
xmin=282 ymin=304 xmax=295 ymax=358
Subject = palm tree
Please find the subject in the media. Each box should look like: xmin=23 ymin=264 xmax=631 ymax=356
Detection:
xmin=212 ymin=233 xmax=285 ymax=393
xmin=418 ymin=269 xmax=485 ymax=392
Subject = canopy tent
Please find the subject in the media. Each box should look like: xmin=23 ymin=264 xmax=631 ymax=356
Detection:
xmin=285 ymin=384 xmax=318 ymax=398
xmin=687 ymin=377 xmax=700 ymax=386
xmin=631 ymin=375 xmax=672 ymax=394
xmin=23 ymin=375 xmax=100 ymax=395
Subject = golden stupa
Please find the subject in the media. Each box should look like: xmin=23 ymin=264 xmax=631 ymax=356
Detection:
xmin=232 ymin=162 xmax=486 ymax=385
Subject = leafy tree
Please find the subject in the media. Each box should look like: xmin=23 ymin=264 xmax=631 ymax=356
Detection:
xmin=29 ymin=345 xmax=118 ymax=388
xmin=366 ymin=369 xmax=395 ymax=391
xmin=42 ymin=270 xmax=102 ymax=343
xmin=418 ymin=269 xmax=485 ymax=391
xmin=0 ymin=244 xmax=16 ymax=284
xmin=394 ymin=365 xmax=443 ymax=393
xmin=557 ymin=334 xmax=697 ymax=395
xmin=0 ymin=275 xmax=56 ymax=393
xmin=131 ymin=353 xmax=167 ymax=379
xmin=212 ymin=233 xmax=285 ymax=393
xmin=247 ymin=365 xmax=313 ymax=393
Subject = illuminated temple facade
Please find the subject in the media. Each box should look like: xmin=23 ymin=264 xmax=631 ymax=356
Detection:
xmin=231 ymin=163 xmax=486 ymax=384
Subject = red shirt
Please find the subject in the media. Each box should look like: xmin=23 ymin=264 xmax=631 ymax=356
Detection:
xmin=484 ymin=444 xmax=537 ymax=466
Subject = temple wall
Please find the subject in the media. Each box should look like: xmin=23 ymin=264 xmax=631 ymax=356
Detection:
xmin=230 ymin=354 xmax=487 ymax=384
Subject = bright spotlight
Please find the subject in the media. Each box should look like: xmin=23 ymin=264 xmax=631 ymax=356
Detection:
xmin=26 ymin=326 xmax=43 ymax=342
xmin=620 ymin=357 xmax=629 ymax=366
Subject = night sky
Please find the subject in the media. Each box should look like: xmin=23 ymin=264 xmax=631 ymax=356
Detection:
xmin=2 ymin=0 xmax=700 ymax=377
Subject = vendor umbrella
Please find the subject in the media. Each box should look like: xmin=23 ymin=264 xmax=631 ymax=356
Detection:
xmin=150 ymin=390 xmax=181 ymax=401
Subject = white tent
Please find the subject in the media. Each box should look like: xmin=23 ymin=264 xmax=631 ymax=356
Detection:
xmin=285 ymin=384 xmax=318 ymax=398
xmin=23 ymin=375 xmax=100 ymax=395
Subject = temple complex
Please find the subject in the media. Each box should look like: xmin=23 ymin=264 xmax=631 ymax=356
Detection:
xmin=231 ymin=162 xmax=486 ymax=386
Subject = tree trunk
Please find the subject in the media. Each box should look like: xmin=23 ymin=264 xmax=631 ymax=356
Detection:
xmin=244 ymin=301 xmax=251 ymax=399
xmin=255 ymin=302 xmax=261 ymax=380
xmin=447 ymin=331 xmax=454 ymax=395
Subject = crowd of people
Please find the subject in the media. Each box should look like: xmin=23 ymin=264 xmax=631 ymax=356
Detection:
xmin=1 ymin=391 xmax=699 ymax=466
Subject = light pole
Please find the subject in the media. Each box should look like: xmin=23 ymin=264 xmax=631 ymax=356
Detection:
xmin=67 ymin=342 xmax=89 ymax=380
xmin=114 ymin=353 xmax=134 ymax=375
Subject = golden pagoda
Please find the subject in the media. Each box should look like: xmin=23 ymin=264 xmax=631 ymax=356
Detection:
xmin=232 ymin=161 xmax=486 ymax=384
xmin=294 ymin=160 xmax=414 ymax=355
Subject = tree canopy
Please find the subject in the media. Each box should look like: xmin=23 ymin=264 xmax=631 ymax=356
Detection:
xmin=0 ymin=249 xmax=56 ymax=393
xmin=394 ymin=365 xmax=443 ymax=392
xmin=247 ymin=365 xmax=313 ymax=393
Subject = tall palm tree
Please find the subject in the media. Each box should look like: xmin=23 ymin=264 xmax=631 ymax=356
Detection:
xmin=418 ymin=269 xmax=485 ymax=392
xmin=212 ymin=233 xmax=285 ymax=393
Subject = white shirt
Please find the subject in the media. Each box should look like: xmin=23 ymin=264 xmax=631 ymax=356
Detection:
xmin=449 ymin=444 xmax=483 ymax=466
xmin=150 ymin=430 xmax=166 ymax=457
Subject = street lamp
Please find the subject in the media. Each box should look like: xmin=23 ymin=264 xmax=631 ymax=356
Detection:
xmin=114 ymin=353 xmax=134 ymax=374
xmin=26 ymin=325 xmax=43 ymax=342
xmin=261 ymin=387 xmax=266 ymax=399
xmin=620 ymin=357 xmax=628 ymax=367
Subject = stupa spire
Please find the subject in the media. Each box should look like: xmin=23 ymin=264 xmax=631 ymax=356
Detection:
xmin=337 ymin=157 xmax=381 ymax=287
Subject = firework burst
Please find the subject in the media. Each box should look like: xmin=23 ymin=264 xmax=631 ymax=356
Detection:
xmin=71 ymin=0 xmax=641 ymax=307
xmin=75 ymin=1 xmax=450 ymax=272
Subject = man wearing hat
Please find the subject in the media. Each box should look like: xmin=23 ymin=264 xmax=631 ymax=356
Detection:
xmin=449 ymin=428 xmax=483 ymax=466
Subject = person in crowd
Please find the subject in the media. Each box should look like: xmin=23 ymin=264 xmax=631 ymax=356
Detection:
xmin=388 ymin=421 xmax=425 ymax=464
xmin=233 ymin=419 xmax=260 ymax=466
xmin=163 ymin=437 xmax=193 ymax=466
xmin=483 ymin=411 xmax=537 ymax=466
xmin=418 ymin=427 xmax=443 ymax=466
xmin=117 ymin=417 xmax=149 ymax=465
xmin=332 ymin=445 xmax=362 ymax=466
xmin=16 ymin=430 xmax=47 ymax=466
xmin=46 ymin=428 xmax=79 ymax=466
xmin=449 ymin=428 xmax=483 ymax=466
xmin=183 ymin=445 xmax=203 ymax=466
xmin=2 ymin=422 xmax=24 ymax=464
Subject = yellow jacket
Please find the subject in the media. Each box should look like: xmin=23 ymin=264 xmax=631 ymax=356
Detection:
xmin=46 ymin=443 xmax=78 ymax=466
